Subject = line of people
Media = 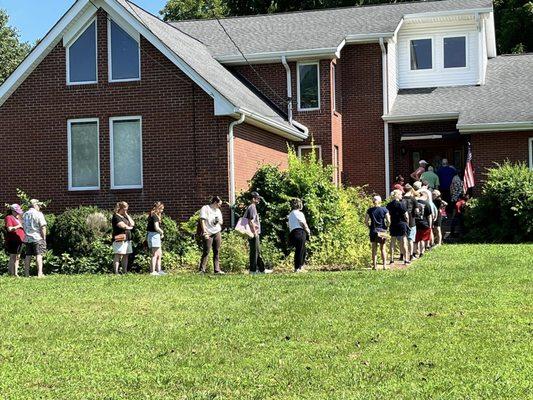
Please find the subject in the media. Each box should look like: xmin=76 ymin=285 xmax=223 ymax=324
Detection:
xmin=4 ymin=192 xmax=312 ymax=277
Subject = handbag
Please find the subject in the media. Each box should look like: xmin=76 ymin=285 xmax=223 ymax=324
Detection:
xmin=114 ymin=233 xmax=127 ymax=242
xmin=235 ymin=217 xmax=254 ymax=238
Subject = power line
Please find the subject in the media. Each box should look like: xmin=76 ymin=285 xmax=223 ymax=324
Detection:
xmin=213 ymin=16 xmax=288 ymax=106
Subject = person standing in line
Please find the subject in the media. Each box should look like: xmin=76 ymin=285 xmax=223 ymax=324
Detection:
xmin=147 ymin=202 xmax=166 ymax=276
xmin=365 ymin=195 xmax=391 ymax=270
xmin=402 ymin=184 xmax=420 ymax=260
xmin=410 ymin=160 xmax=427 ymax=182
xmin=387 ymin=190 xmax=410 ymax=266
xmin=414 ymin=192 xmax=433 ymax=257
xmin=450 ymin=171 xmax=464 ymax=204
xmin=421 ymin=166 xmax=440 ymax=189
xmin=5 ymin=204 xmax=25 ymax=276
xmin=287 ymin=198 xmax=311 ymax=272
xmin=22 ymin=199 xmax=47 ymax=278
xmin=392 ymin=175 xmax=405 ymax=193
xmin=112 ymin=201 xmax=134 ymax=275
xmin=198 ymin=196 xmax=225 ymax=275
xmin=437 ymin=158 xmax=456 ymax=203
xmin=451 ymin=193 xmax=469 ymax=238
xmin=245 ymin=192 xmax=272 ymax=275
xmin=432 ymin=190 xmax=447 ymax=246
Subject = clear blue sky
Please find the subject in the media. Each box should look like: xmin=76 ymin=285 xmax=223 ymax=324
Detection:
xmin=0 ymin=0 xmax=167 ymax=43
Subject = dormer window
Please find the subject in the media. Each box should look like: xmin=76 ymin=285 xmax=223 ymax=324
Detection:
xmin=67 ymin=19 xmax=97 ymax=85
xmin=108 ymin=20 xmax=140 ymax=82
xmin=444 ymin=36 xmax=466 ymax=68
xmin=410 ymin=39 xmax=432 ymax=70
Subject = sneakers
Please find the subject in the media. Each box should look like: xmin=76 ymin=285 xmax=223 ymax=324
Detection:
xmin=250 ymin=269 xmax=273 ymax=275
xmin=263 ymin=269 xmax=273 ymax=274
xmin=214 ymin=270 xmax=226 ymax=275
xmin=158 ymin=271 xmax=167 ymax=276
xmin=150 ymin=271 xmax=160 ymax=276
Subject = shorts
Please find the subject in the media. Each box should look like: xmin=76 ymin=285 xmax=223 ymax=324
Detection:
xmin=416 ymin=227 xmax=432 ymax=242
xmin=390 ymin=222 xmax=409 ymax=237
xmin=113 ymin=240 xmax=132 ymax=255
xmin=369 ymin=231 xmax=387 ymax=244
xmin=147 ymin=232 xmax=161 ymax=249
xmin=25 ymin=240 xmax=47 ymax=256
xmin=6 ymin=240 xmax=23 ymax=255
xmin=407 ymin=226 xmax=417 ymax=242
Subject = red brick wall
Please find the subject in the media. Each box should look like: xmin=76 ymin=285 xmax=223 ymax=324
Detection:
xmin=470 ymin=131 xmax=532 ymax=182
xmin=0 ymin=10 xmax=283 ymax=220
xmin=233 ymin=123 xmax=289 ymax=193
xmin=339 ymin=44 xmax=385 ymax=194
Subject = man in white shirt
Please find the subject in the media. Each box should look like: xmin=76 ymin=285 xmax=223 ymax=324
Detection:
xmin=288 ymin=198 xmax=311 ymax=272
xmin=198 ymin=196 xmax=225 ymax=274
xmin=22 ymin=199 xmax=47 ymax=278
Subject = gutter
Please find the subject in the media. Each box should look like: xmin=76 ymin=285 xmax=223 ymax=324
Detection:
xmin=228 ymin=114 xmax=246 ymax=226
xmin=281 ymin=56 xmax=293 ymax=123
xmin=457 ymin=121 xmax=533 ymax=133
xmin=237 ymin=107 xmax=308 ymax=140
xmin=379 ymin=37 xmax=391 ymax=198
xmin=382 ymin=112 xmax=460 ymax=123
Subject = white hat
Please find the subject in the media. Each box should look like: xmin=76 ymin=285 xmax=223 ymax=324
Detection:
xmin=419 ymin=160 xmax=428 ymax=165
xmin=372 ymin=195 xmax=382 ymax=203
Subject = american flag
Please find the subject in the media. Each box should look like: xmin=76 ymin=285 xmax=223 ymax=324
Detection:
xmin=463 ymin=142 xmax=475 ymax=193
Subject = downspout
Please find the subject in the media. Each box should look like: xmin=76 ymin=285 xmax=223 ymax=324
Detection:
xmin=379 ymin=37 xmax=391 ymax=197
xmin=281 ymin=56 xmax=293 ymax=123
xmin=228 ymin=114 xmax=245 ymax=227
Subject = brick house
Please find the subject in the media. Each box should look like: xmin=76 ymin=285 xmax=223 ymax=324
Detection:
xmin=0 ymin=0 xmax=531 ymax=219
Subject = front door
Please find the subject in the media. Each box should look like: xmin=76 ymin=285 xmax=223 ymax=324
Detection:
xmin=410 ymin=144 xmax=465 ymax=172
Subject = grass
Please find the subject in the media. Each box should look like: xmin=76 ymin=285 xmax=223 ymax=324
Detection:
xmin=0 ymin=244 xmax=531 ymax=399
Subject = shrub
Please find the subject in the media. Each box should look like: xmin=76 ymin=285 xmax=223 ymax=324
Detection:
xmin=465 ymin=161 xmax=533 ymax=243
xmin=219 ymin=230 xmax=249 ymax=273
xmin=236 ymin=148 xmax=371 ymax=268
xmin=50 ymin=207 xmax=111 ymax=257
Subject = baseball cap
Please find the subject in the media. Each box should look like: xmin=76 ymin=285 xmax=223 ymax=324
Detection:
xmin=413 ymin=181 xmax=422 ymax=190
xmin=29 ymin=199 xmax=44 ymax=207
xmin=10 ymin=204 xmax=23 ymax=215
xmin=372 ymin=195 xmax=382 ymax=203
xmin=419 ymin=160 xmax=428 ymax=165
xmin=250 ymin=191 xmax=262 ymax=199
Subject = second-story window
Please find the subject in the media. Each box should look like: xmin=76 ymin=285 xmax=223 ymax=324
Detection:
xmin=410 ymin=38 xmax=432 ymax=70
xmin=109 ymin=20 xmax=140 ymax=82
xmin=444 ymin=36 xmax=466 ymax=68
xmin=298 ymin=62 xmax=320 ymax=110
xmin=67 ymin=19 xmax=97 ymax=85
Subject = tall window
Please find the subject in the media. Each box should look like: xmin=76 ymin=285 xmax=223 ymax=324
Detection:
xmin=444 ymin=36 xmax=466 ymax=68
xmin=333 ymin=145 xmax=340 ymax=187
xmin=110 ymin=117 xmax=143 ymax=189
xmin=109 ymin=20 xmax=140 ymax=82
xmin=332 ymin=63 xmax=337 ymax=112
xmin=410 ymin=39 xmax=432 ymax=70
xmin=67 ymin=20 xmax=97 ymax=84
xmin=298 ymin=62 xmax=320 ymax=110
xmin=529 ymin=137 xmax=533 ymax=170
xmin=68 ymin=119 xmax=100 ymax=190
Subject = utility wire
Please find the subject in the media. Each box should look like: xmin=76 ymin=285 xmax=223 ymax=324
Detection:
xmin=213 ymin=15 xmax=288 ymax=105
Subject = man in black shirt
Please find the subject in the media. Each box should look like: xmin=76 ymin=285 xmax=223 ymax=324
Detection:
xmin=402 ymin=184 xmax=420 ymax=259
xmin=386 ymin=190 xmax=410 ymax=265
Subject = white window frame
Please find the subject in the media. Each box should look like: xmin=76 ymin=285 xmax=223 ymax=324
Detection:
xmin=66 ymin=17 xmax=98 ymax=86
xmin=298 ymin=145 xmax=322 ymax=161
xmin=107 ymin=18 xmax=141 ymax=83
xmin=409 ymin=37 xmax=434 ymax=72
xmin=109 ymin=116 xmax=143 ymax=190
xmin=297 ymin=61 xmax=320 ymax=111
xmin=67 ymin=118 xmax=100 ymax=191
xmin=443 ymin=35 xmax=468 ymax=70
xmin=529 ymin=137 xmax=533 ymax=170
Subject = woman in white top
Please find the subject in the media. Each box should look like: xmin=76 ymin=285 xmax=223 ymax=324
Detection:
xmin=198 ymin=196 xmax=225 ymax=274
xmin=288 ymin=198 xmax=311 ymax=272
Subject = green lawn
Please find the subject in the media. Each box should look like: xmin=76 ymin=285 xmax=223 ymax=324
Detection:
xmin=0 ymin=244 xmax=531 ymax=399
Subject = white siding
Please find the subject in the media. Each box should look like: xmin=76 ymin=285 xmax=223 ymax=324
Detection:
xmin=387 ymin=39 xmax=398 ymax=111
xmin=397 ymin=20 xmax=480 ymax=89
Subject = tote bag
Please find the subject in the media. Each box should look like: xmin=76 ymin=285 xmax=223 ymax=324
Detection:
xmin=235 ymin=217 xmax=254 ymax=238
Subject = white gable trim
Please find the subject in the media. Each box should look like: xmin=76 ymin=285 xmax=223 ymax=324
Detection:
xmin=0 ymin=0 xmax=90 ymax=107
xmin=63 ymin=6 xmax=98 ymax=47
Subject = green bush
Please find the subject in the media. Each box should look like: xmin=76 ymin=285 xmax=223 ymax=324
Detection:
xmin=50 ymin=207 xmax=111 ymax=257
xmin=465 ymin=161 xmax=533 ymax=243
xmin=236 ymin=148 xmax=371 ymax=268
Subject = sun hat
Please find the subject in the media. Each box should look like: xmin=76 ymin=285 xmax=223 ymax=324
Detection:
xmin=10 ymin=204 xmax=23 ymax=215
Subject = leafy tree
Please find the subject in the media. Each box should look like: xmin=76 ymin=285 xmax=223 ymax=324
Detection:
xmin=0 ymin=9 xmax=31 ymax=85
xmin=161 ymin=0 xmax=532 ymax=54
xmin=493 ymin=0 xmax=532 ymax=54
xmin=161 ymin=0 xmax=227 ymax=21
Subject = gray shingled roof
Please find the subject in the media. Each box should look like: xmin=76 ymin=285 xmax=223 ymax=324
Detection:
xmin=117 ymin=0 xmax=303 ymax=135
xmin=172 ymin=0 xmax=492 ymax=58
xmin=388 ymin=54 xmax=533 ymax=126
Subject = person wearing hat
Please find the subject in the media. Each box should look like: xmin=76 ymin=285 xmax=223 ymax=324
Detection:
xmin=5 ymin=204 xmax=25 ymax=276
xmin=244 ymin=191 xmax=272 ymax=274
xmin=410 ymin=160 xmax=427 ymax=182
xmin=432 ymin=190 xmax=447 ymax=246
xmin=22 ymin=199 xmax=47 ymax=278
xmin=401 ymin=184 xmax=420 ymax=259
